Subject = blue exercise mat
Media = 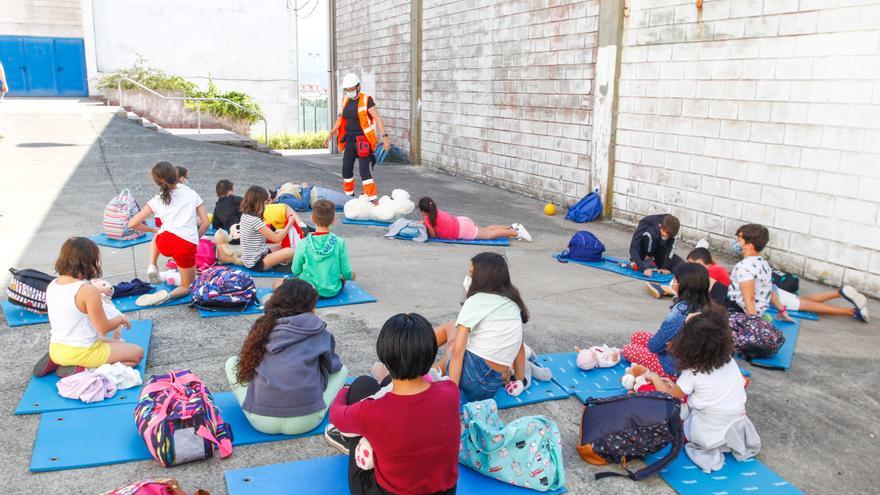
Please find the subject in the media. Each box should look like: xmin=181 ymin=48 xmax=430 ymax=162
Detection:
xmin=395 ymin=234 xmax=511 ymax=246
xmin=342 ymin=218 xmax=393 ymax=227
xmin=228 ymin=264 xmax=292 ymax=278
xmin=738 ymin=319 xmax=800 ymax=371
xmin=489 ymin=377 xmax=571 ymax=409
xmin=197 ymin=288 xmax=272 ymax=318
xmin=16 ymin=320 xmax=153 ymax=415
xmin=554 ymin=253 xmax=673 ymax=283
xmin=766 ymin=307 xmax=819 ymax=321
xmin=30 ymin=390 xmax=328 ymax=472
xmin=88 ymin=233 xmax=154 ymax=249
xmin=536 ymin=352 xmax=629 ymax=403
xmin=225 ymin=455 xmax=567 ymax=495
xmin=3 ymin=284 xmax=189 ymax=327
xmin=647 ymin=445 xmax=804 ymax=495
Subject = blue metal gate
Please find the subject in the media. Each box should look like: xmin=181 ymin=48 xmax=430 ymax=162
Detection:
xmin=0 ymin=36 xmax=88 ymax=97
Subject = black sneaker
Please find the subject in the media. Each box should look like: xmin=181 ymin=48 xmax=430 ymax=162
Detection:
xmin=33 ymin=352 xmax=59 ymax=377
xmin=324 ymin=424 xmax=350 ymax=455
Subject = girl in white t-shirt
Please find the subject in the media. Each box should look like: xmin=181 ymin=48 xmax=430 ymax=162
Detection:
xmin=129 ymin=161 xmax=210 ymax=304
xmin=645 ymin=308 xmax=761 ymax=473
xmin=34 ymin=237 xmax=144 ymax=376
xmin=434 ymin=252 xmax=527 ymax=402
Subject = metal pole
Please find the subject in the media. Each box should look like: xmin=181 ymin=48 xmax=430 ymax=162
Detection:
xmin=196 ymin=100 xmax=201 ymax=133
xmin=117 ymin=79 xmax=123 ymax=110
xmin=328 ymin=0 xmax=338 ymax=153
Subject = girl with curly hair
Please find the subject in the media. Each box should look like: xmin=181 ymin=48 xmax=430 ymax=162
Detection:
xmin=645 ymin=308 xmax=761 ymax=473
xmin=224 ymin=278 xmax=347 ymax=434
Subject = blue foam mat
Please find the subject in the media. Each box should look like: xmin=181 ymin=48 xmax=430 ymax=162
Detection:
xmin=198 ymin=288 xmax=272 ymax=318
xmin=225 ymin=455 xmax=567 ymax=495
xmin=30 ymin=390 xmax=328 ymax=472
xmin=766 ymin=307 xmax=819 ymax=321
xmin=226 ymin=264 xmax=292 ymax=278
xmin=342 ymin=218 xmax=393 ymax=227
xmin=490 ymin=376 xmax=571 ymax=409
xmin=738 ymin=319 xmax=800 ymax=370
xmin=88 ymin=233 xmax=154 ymax=249
xmin=395 ymin=234 xmax=511 ymax=246
xmin=3 ymin=284 xmax=189 ymax=327
xmin=554 ymin=253 xmax=673 ymax=283
xmin=16 ymin=321 xmax=153 ymax=415
xmin=537 ymin=352 xmax=629 ymax=403
xmin=647 ymin=445 xmax=804 ymax=495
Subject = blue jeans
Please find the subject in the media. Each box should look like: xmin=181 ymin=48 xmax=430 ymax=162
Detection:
xmin=452 ymin=350 xmax=504 ymax=403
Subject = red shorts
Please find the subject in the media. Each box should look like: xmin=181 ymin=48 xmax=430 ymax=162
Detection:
xmin=156 ymin=231 xmax=197 ymax=269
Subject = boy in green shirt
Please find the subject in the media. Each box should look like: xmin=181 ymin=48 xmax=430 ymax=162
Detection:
xmin=292 ymin=199 xmax=354 ymax=297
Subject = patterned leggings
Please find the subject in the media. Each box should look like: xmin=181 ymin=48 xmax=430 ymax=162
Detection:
xmin=622 ymin=331 xmax=675 ymax=380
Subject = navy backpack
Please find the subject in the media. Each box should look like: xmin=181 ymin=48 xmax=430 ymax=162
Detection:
xmin=565 ymin=189 xmax=603 ymax=223
xmin=558 ymin=231 xmax=605 ymax=263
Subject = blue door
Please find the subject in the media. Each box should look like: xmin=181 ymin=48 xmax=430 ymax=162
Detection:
xmin=0 ymin=35 xmax=87 ymax=96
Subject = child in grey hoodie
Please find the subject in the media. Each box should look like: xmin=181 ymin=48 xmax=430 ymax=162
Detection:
xmin=225 ymin=278 xmax=348 ymax=434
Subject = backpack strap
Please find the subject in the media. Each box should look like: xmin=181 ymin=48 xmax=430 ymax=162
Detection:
xmin=555 ymin=252 xmax=569 ymax=263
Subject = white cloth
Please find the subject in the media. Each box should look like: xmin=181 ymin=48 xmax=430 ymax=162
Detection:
xmin=47 ymin=280 xmax=99 ymax=347
xmin=775 ymin=287 xmax=801 ymax=311
xmin=728 ymin=255 xmax=773 ymax=315
xmin=684 ymin=415 xmax=761 ymax=473
xmin=147 ymin=186 xmax=203 ymax=245
xmin=101 ymin=297 xmax=122 ymax=320
xmin=455 ymin=293 xmax=524 ymax=367
xmin=94 ymin=362 xmax=143 ymax=390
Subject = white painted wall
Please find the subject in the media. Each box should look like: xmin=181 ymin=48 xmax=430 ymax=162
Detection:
xmin=85 ymin=0 xmax=300 ymax=133
xmin=0 ymin=0 xmax=83 ymax=38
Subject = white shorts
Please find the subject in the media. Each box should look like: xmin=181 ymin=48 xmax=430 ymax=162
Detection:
xmin=775 ymin=288 xmax=801 ymax=311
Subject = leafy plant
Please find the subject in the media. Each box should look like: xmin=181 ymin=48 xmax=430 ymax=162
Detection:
xmin=255 ymin=131 xmax=329 ymax=150
xmin=186 ymin=78 xmax=263 ymax=124
xmin=97 ymin=56 xmax=196 ymax=93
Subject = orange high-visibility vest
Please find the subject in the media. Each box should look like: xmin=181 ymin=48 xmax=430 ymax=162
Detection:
xmin=337 ymin=93 xmax=379 ymax=152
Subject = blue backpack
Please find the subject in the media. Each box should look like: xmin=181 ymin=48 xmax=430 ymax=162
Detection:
xmin=190 ymin=267 xmax=257 ymax=311
xmin=565 ymin=190 xmax=602 ymax=223
xmin=559 ymin=231 xmax=605 ymax=262
xmin=460 ymin=399 xmax=565 ymax=492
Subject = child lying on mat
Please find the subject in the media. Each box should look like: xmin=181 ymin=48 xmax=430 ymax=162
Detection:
xmin=417 ymin=197 xmax=532 ymax=242
xmin=623 ymin=262 xmax=715 ymax=380
xmin=290 ymin=200 xmax=355 ymax=298
xmin=434 ymin=253 xmax=528 ymax=401
xmin=225 ymin=278 xmax=347 ymax=435
xmin=274 ymin=182 xmax=353 ymax=211
xmin=326 ymin=313 xmax=459 ymax=495
xmin=645 ymin=308 xmax=761 ymax=473
xmin=33 ymin=237 xmax=144 ymax=378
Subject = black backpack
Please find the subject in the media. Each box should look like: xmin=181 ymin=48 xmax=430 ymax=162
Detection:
xmin=7 ymin=268 xmax=56 ymax=314
xmin=771 ymin=269 xmax=799 ymax=293
xmin=577 ymin=392 xmax=683 ymax=481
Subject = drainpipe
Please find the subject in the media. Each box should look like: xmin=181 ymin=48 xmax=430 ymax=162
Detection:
xmin=328 ymin=0 xmax=339 ymax=154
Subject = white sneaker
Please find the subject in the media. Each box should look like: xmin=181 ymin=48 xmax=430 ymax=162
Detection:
xmin=512 ymin=223 xmax=532 ymax=242
xmin=840 ymin=285 xmax=867 ymax=312
xmin=135 ymin=290 xmax=169 ymax=307
xmin=696 ymin=238 xmax=709 ymax=249
xmin=146 ymin=264 xmax=160 ymax=285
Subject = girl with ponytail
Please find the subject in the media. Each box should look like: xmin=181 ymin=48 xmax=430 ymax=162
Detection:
xmin=129 ymin=161 xmax=210 ymax=305
xmin=225 ymin=278 xmax=347 ymax=435
xmin=417 ymin=196 xmax=533 ymax=242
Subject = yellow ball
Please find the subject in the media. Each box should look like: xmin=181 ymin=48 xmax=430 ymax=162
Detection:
xmin=544 ymin=203 xmax=556 ymax=216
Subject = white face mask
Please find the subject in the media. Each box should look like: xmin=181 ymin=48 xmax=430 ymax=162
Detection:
xmin=462 ymin=274 xmax=472 ymax=293
xmin=345 ymin=90 xmax=358 ymax=100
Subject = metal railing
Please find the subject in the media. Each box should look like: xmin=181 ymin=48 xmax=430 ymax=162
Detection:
xmin=116 ymin=77 xmax=268 ymax=143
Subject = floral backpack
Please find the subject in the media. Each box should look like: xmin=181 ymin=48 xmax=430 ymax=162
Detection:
xmin=460 ymin=399 xmax=565 ymax=492
xmin=728 ymin=312 xmax=785 ymax=359
xmin=189 ymin=267 xmax=256 ymax=312
xmin=100 ymin=478 xmax=209 ymax=495
xmin=134 ymin=370 xmax=233 ymax=467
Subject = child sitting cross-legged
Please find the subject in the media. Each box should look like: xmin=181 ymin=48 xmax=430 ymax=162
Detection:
xmin=225 ymin=278 xmax=347 ymax=434
xmin=212 ymin=179 xmax=243 ymax=234
xmin=645 ymin=308 xmax=761 ymax=473
xmin=325 ymin=313 xmax=460 ymax=495
xmin=238 ymin=186 xmax=300 ymax=272
xmin=289 ymin=199 xmax=354 ymax=298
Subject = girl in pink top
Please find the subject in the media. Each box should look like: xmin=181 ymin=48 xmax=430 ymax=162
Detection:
xmin=417 ymin=197 xmax=532 ymax=242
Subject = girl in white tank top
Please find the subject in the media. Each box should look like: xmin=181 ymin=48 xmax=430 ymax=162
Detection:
xmin=47 ymin=279 xmax=99 ymax=347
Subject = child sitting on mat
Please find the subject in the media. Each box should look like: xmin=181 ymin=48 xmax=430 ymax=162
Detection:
xmin=628 ymin=213 xmax=682 ymax=277
xmin=623 ymin=262 xmax=716 ymax=380
xmin=145 ymin=164 xmax=190 ymax=284
xmin=647 ymin=247 xmax=730 ymax=306
xmin=238 ymin=186 xmax=300 ymax=272
xmin=130 ymin=161 xmax=210 ymax=305
xmin=225 ymin=278 xmax=347 ymax=435
xmin=326 ymin=313 xmax=459 ymax=495
xmin=212 ymin=179 xmax=243 ymax=234
xmin=645 ymin=308 xmax=761 ymax=473
xmin=435 ymin=252 xmax=528 ymax=401
xmin=290 ymin=200 xmax=354 ymax=298
xmin=33 ymin=237 xmax=144 ymax=377
xmin=417 ymin=197 xmax=532 ymax=242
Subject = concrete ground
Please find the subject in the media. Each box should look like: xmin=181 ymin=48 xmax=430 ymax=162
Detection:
xmin=0 ymin=98 xmax=877 ymax=494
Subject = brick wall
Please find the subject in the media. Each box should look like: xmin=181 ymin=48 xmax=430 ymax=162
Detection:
xmin=613 ymin=0 xmax=880 ymax=293
xmin=420 ymin=0 xmax=599 ymax=203
xmin=0 ymin=0 xmax=83 ymax=38
xmin=335 ymin=0 xmax=411 ymax=154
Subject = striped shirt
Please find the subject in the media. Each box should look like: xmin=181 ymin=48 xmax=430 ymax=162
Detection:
xmin=239 ymin=213 xmax=268 ymax=268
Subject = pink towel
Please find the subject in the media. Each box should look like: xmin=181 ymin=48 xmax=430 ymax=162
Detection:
xmin=56 ymin=371 xmax=117 ymax=403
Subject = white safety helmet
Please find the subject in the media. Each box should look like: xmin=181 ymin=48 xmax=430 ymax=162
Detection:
xmin=341 ymin=73 xmax=360 ymax=90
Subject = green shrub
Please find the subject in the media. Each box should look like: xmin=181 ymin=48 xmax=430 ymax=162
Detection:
xmin=255 ymin=131 xmax=329 ymax=150
xmin=186 ymin=79 xmax=263 ymax=124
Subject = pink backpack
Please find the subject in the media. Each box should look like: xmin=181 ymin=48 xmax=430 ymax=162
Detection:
xmin=195 ymin=238 xmax=217 ymax=271
xmin=100 ymin=478 xmax=208 ymax=495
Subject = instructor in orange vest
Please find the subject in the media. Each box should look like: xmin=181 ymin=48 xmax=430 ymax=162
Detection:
xmin=325 ymin=73 xmax=391 ymax=202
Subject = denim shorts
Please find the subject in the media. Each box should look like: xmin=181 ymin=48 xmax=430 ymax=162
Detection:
xmin=451 ymin=350 xmax=505 ymax=403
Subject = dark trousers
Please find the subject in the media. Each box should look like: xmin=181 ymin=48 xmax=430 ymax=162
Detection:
xmin=342 ymin=135 xmax=373 ymax=183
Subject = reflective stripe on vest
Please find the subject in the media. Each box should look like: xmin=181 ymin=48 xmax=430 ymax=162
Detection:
xmin=338 ymin=93 xmax=379 ymax=152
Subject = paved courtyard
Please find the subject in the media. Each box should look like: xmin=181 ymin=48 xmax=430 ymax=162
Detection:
xmin=0 ymin=99 xmax=877 ymax=494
